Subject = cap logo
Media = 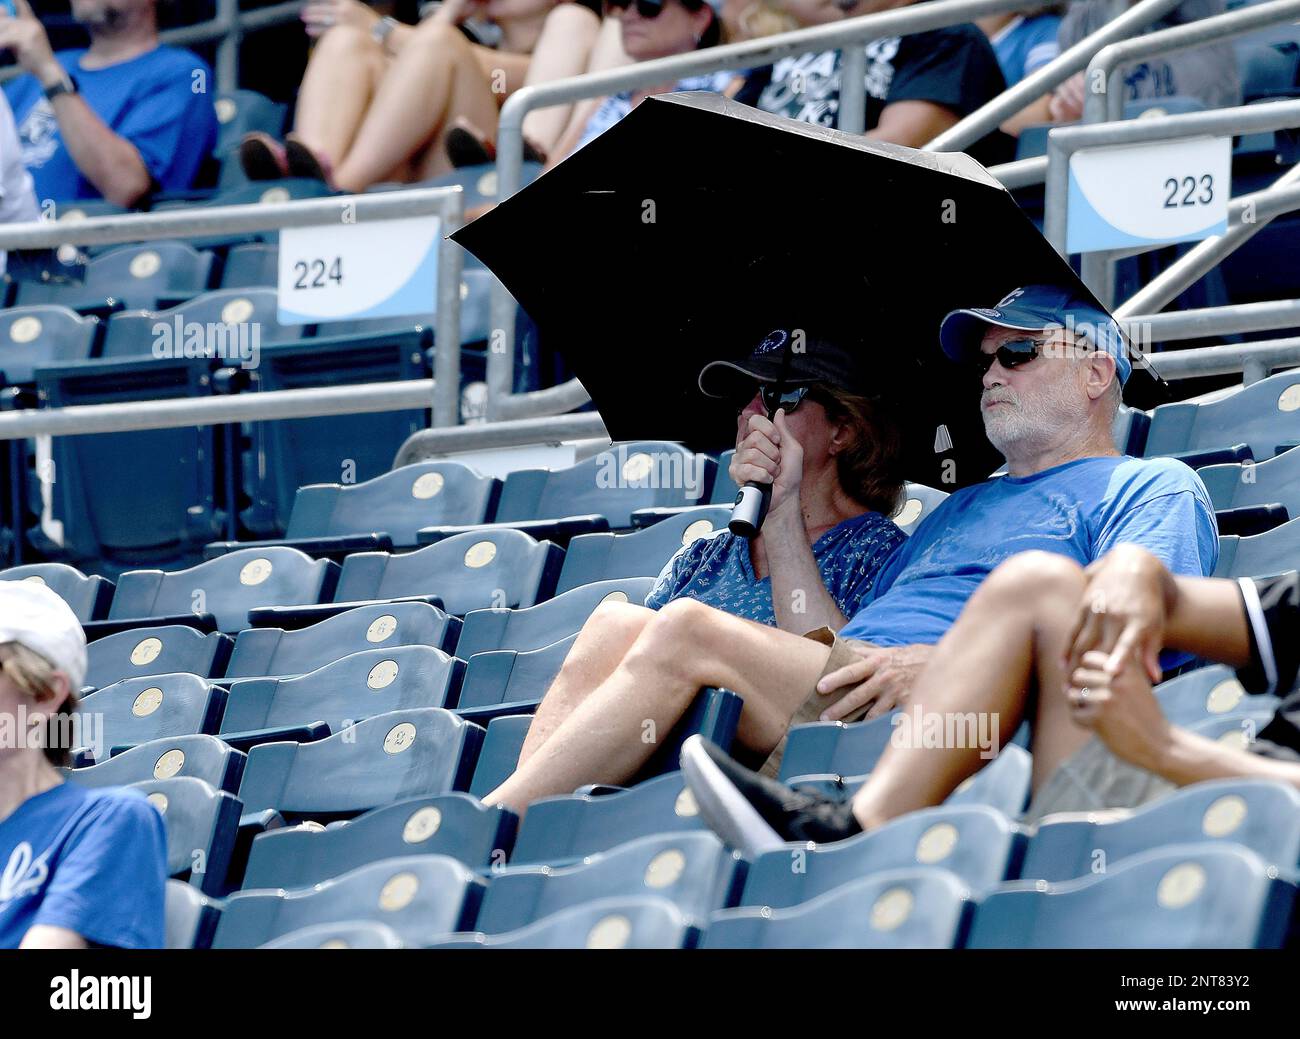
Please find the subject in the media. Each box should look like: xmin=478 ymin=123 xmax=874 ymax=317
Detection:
xmin=996 ymin=288 xmax=1026 ymax=308
xmin=756 ymin=330 xmax=789 ymax=355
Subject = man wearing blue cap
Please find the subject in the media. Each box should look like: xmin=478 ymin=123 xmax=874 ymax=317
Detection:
xmin=476 ymin=283 xmax=1218 ymax=811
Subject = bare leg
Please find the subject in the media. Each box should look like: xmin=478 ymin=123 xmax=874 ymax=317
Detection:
xmin=333 ymin=22 xmax=504 ymax=190
xmin=848 ymin=551 xmax=1094 ymax=831
xmin=483 ymin=598 xmax=833 ymax=813
xmin=544 ymin=17 xmax=632 ymax=167
xmin=292 ymin=26 xmax=390 ymax=168
xmin=519 ymin=4 xmax=603 ymax=155
xmin=516 ymin=602 xmax=656 ymax=767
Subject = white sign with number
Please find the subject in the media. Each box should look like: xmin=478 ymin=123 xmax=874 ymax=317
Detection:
xmin=1066 ymin=135 xmax=1231 ymax=254
xmin=277 ymin=214 xmax=441 ymax=325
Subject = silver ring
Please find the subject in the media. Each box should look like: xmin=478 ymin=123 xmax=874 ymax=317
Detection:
xmin=1078 ymin=687 xmax=1090 ymax=702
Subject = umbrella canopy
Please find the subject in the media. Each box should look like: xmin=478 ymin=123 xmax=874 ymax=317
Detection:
xmin=453 ymin=91 xmax=1164 ymax=490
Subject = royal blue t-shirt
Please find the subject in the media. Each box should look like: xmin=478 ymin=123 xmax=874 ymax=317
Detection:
xmin=644 ymin=511 xmax=907 ymax=626
xmin=5 ymin=46 xmax=217 ymax=202
xmin=839 ymin=455 xmax=1219 ymax=646
xmin=0 ymin=782 xmax=167 ymax=949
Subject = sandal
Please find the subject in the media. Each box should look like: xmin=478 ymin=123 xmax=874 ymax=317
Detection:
xmin=284 ymin=135 xmax=334 ymax=186
xmin=239 ymin=132 xmax=289 ymax=181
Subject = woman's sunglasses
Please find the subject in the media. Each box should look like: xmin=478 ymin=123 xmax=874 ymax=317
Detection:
xmin=756 ymin=384 xmax=814 ymax=414
xmin=972 ymin=337 xmax=1052 ymax=378
xmin=606 ymin=0 xmax=668 ymax=16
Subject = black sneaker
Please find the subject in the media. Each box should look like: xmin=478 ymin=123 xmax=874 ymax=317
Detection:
xmin=680 ymin=735 xmax=862 ymax=858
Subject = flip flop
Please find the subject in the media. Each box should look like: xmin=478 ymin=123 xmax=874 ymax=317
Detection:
xmin=284 ymin=136 xmax=334 ymax=186
xmin=238 ymin=132 xmax=289 ymax=182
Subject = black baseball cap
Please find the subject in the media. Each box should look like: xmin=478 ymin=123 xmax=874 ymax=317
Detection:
xmin=698 ymin=327 xmax=864 ymax=401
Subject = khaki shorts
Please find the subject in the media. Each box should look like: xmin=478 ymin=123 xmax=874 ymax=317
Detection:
xmin=758 ymin=627 xmax=877 ymax=779
xmin=1021 ymin=737 xmax=1174 ymax=825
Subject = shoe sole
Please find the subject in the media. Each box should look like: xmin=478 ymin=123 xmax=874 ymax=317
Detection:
xmin=680 ymin=735 xmax=786 ymax=859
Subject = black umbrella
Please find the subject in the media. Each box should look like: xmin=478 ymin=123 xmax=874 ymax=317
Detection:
xmin=453 ymin=91 xmax=1165 ymax=491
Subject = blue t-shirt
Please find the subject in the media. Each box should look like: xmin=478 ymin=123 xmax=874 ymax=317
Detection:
xmin=577 ymin=71 xmax=739 ymax=151
xmin=5 ymin=46 xmax=218 ymax=202
xmin=990 ymin=13 xmax=1061 ymax=87
xmin=0 ymin=782 xmax=167 ymax=949
xmin=839 ymin=455 xmax=1219 ymax=646
xmin=644 ymin=511 xmax=907 ymax=626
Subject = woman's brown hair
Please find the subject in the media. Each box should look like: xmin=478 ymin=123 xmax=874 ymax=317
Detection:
xmin=811 ymin=384 xmax=907 ymax=519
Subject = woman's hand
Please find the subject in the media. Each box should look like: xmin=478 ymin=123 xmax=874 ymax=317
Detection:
xmin=1068 ymin=649 xmax=1173 ymax=771
xmin=730 ymin=407 xmax=803 ymax=519
xmin=1049 ymin=72 xmax=1087 ymax=122
xmin=301 ymin=0 xmax=378 ymax=38
xmin=430 ymin=0 xmax=487 ymax=25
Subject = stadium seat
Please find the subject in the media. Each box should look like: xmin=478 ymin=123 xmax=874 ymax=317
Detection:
xmin=164 ymin=879 xmax=221 ymax=950
xmin=455 ymin=576 xmax=655 ymax=658
xmin=738 ymin=805 xmax=1024 ymax=909
xmin=1237 ymin=37 xmax=1300 ymax=101
xmin=891 ymin=482 xmax=950 ymax=535
xmin=1154 ymin=664 xmax=1280 ymax=728
xmin=1198 ymin=446 xmax=1300 ymax=522
xmin=1213 ymin=514 xmax=1300 ymax=578
xmin=219 ymin=645 xmax=464 ymax=749
xmin=100 ymin=287 xmax=298 ymax=358
xmin=704 ymin=868 xmax=971 ymax=949
xmin=476 ymin=830 xmax=741 ymax=934
xmin=223 ymin=601 xmax=459 ymax=680
xmin=213 ymin=90 xmax=288 ymax=157
xmin=967 ymin=843 xmax=1297 ymax=948
xmin=208 ymin=461 xmax=502 ymax=558
xmin=553 ymin=507 xmax=730 ymax=594
xmin=1142 ymin=369 xmax=1300 ymax=463
xmin=14 ymin=242 xmax=215 ymax=315
xmin=0 ymin=562 xmax=113 ymax=621
xmin=1023 ymin=778 xmax=1300 ymax=884
xmin=212 ymin=854 xmax=486 ymax=948
xmin=710 ymin=449 xmax=739 ymax=506
xmin=242 ymin=793 xmax=516 ymax=890
xmin=85 ymin=626 xmax=233 ymax=691
xmin=468 ymin=714 xmax=534 ymax=799
xmin=220 ymin=242 xmax=279 ymax=289
xmin=108 ymin=547 xmax=338 ymax=633
xmin=153 ymin=180 xmax=334 ymax=250
xmin=66 ymin=734 xmax=246 ymax=795
xmin=327 ymin=529 xmax=563 ymax=617
xmin=257 ymin=921 xmax=405 ymax=949
xmin=427 ymin=895 xmax=693 ymax=949
xmin=130 ymin=776 xmax=243 ymax=895
xmin=1188 ymin=709 xmax=1278 ymax=747
xmin=778 ymin=711 xmax=900 ymax=782
xmin=455 ymin=636 xmax=572 ymax=723
xmin=235 ymin=708 xmax=483 ymax=820
xmin=0 ymin=305 xmax=99 ymax=383
xmin=78 ymin=673 xmax=228 ymax=758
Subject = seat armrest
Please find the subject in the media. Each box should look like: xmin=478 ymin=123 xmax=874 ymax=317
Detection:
xmin=84 ymin=613 xmax=219 ymax=639
xmin=417 ymin=516 xmax=610 ymax=546
xmin=247 ymin=594 xmax=445 ymax=629
xmin=204 ymin=533 xmax=394 ymax=561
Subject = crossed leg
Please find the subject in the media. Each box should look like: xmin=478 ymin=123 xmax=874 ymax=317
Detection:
xmin=291 ymin=25 xmax=391 ymax=171
xmin=484 ymin=597 xmax=835 ymax=813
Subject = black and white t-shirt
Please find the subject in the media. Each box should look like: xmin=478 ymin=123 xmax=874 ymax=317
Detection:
xmin=1235 ymin=571 xmax=1300 ymax=760
xmin=733 ymin=25 xmax=1010 ymax=163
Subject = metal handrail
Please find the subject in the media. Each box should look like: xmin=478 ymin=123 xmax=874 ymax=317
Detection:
xmin=0 ymin=187 xmax=467 ymax=426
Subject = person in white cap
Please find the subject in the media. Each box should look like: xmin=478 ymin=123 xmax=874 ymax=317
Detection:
xmin=0 ymin=579 xmax=166 ymax=949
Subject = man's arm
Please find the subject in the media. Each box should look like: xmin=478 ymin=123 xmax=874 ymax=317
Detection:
xmin=20 ymin=924 xmax=88 ymax=949
xmin=866 ymin=100 xmax=959 ymax=148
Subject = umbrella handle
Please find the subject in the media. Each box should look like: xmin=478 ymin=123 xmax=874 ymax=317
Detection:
xmin=728 ymin=481 xmax=770 ymax=540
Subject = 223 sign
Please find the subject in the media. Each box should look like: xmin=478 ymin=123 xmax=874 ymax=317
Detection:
xmin=291 ymin=257 xmax=343 ymax=290
xmin=1163 ymin=174 xmax=1214 ymax=208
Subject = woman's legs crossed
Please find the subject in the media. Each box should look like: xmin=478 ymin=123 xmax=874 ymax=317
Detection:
xmin=292 ymin=25 xmax=390 ymax=167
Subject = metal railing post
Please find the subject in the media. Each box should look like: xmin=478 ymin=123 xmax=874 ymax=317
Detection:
xmin=214 ymin=0 xmax=242 ymax=95
xmin=838 ymin=44 xmax=867 ymax=136
xmin=434 ymin=190 xmax=466 ymax=428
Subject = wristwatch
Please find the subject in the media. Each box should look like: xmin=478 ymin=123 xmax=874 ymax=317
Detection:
xmin=371 ymin=15 xmax=400 ymax=49
xmin=42 ymin=69 xmax=77 ymax=103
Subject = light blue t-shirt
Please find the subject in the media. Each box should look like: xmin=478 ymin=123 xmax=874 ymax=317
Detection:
xmin=839 ymin=455 xmax=1219 ymax=646
xmin=577 ymin=71 xmax=739 ymax=151
xmin=990 ymin=13 xmax=1061 ymax=86
xmin=644 ymin=511 xmax=907 ymax=626
xmin=0 ymin=782 xmax=167 ymax=949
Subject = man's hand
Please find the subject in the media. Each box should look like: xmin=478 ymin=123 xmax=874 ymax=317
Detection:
xmin=301 ymin=0 xmax=379 ymax=38
xmin=1049 ymin=72 xmax=1086 ymax=122
xmin=1064 ymin=544 xmax=1177 ymax=684
xmin=817 ymin=643 xmax=934 ymax=721
xmin=729 ymin=408 xmax=803 ymax=519
xmin=1068 ymin=649 xmax=1174 ymax=771
xmin=0 ymin=0 xmax=60 ymax=85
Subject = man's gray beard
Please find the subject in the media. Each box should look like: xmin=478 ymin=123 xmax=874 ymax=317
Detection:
xmin=982 ymin=384 xmax=1088 ymax=458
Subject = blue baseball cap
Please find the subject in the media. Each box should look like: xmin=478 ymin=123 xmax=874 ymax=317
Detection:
xmin=939 ymin=284 xmax=1132 ymax=385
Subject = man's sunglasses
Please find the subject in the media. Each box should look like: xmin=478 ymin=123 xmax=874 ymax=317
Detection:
xmin=606 ymin=0 xmax=668 ymax=16
xmin=972 ymin=337 xmax=1052 ymax=378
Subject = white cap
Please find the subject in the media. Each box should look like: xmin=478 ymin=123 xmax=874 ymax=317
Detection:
xmin=0 ymin=579 xmax=87 ymax=691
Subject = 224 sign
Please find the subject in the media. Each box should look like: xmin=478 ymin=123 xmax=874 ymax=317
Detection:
xmin=291 ymin=256 xmax=343 ymax=290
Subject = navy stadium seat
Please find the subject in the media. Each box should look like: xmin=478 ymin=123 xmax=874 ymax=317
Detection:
xmin=258 ymin=921 xmax=405 ymax=949
xmin=164 ymin=880 xmax=221 ymax=949
xmin=224 ymin=601 xmax=459 ymax=679
xmin=469 ymin=714 xmax=534 ymax=799
xmin=738 ymin=805 xmax=1024 ymax=909
xmin=66 ymin=734 xmax=246 ymax=794
xmin=330 ymin=529 xmax=563 ymax=616
xmin=1213 ymin=514 xmax=1300 ymax=578
xmin=14 ymin=242 xmax=214 ymax=315
xmin=1155 ymin=664 xmax=1280 ymax=727
xmin=0 ymin=563 xmax=113 ymax=621
xmin=213 ymin=90 xmax=287 ymax=156
xmin=1143 ymin=369 xmax=1300 ymax=463
xmin=1188 ymin=709 xmax=1278 ymax=747
xmin=85 ymin=626 xmax=233 ymax=690
xmin=1022 ymin=778 xmax=1300 ymax=882
xmin=79 ymin=673 xmax=227 ymax=758
xmin=704 ymin=868 xmax=971 ymax=949
xmin=220 ymin=243 xmax=279 ymax=289
xmin=477 ymin=831 xmax=741 ymax=933
xmin=242 ymin=794 xmax=516 ymax=890
xmin=0 ymin=305 xmax=98 ymax=383
xmin=455 ymin=576 xmax=655 ymax=658
xmin=100 ymin=287 xmax=297 ymax=359
xmin=427 ymin=895 xmax=693 ymax=949
xmin=235 ymin=708 xmax=483 ymax=819
xmin=778 ymin=711 xmax=900 ymax=782
xmin=1199 ymin=446 xmax=1300 ymax=522
xmin=219 ymin=645 xmax=464 ymax=749
xmin=967 ymin=843 xmax=1297 ymax=948
xmin=108 ymin=547 xmax=338 ymax=632
xmin=710 ymin=450 xmax=739 ymax=506
xmin=455 ymin=636 xmax=572 ymax=723
xmin=212 ymin=855 xmax=486 ymax=948
xmin=130 ymin=776 xmax=242 ymax=895
xmin=554 ymin=507 xmax=730 ymax=594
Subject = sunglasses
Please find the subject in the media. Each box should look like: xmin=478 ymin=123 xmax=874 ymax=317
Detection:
xmin=606 ymin=0 xmax=668 ymax=16
xmin=756 ymin=384 xmax=814 ymax=415
xmin=972 ymin=337 xmax=1053 ymax=378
